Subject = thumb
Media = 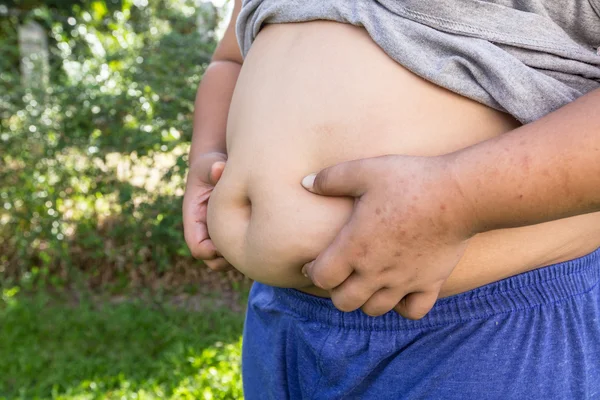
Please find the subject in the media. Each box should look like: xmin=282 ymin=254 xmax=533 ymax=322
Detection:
xmin=301 ymin=159 xmax=370 ymax=197
xmin=209 ymin=161 xmax=226 ymax=186
xmin=394 ymin=291 xmax=439 ymax=320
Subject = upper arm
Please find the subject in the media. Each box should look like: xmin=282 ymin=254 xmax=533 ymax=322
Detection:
xmin=212 ymin=0 xmax=244 ymax=64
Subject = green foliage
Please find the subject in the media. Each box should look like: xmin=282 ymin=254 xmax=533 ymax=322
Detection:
xmin=0 ymin=1 xmax=234 ymax=288
xmin=0 ymin=290 xmax=244 ymax=399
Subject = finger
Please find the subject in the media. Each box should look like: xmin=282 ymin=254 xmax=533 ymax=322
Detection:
xmin=189 ymin=152 xmax=227 ymax=185
xmin=360 ymin=288 xmax=401 ymax=317
xmin=302 ymin=227 xmax=355 ymax=290
xmin=329 ymin=273 xmax=381 ymax=312
xmin=394 ymin=290 xmax=439 ymax=320
xmin=205 ymin=257 xmax=233 ymax=271
xmin=182 ymin=183 xmax=215 ymax=258
xmin=190 ymin=238 xmax=219 ymax=260
xmin=184 ymin=221 xmax=218 ymax=260
xmin=301 ymin=158 xmax=372 ymax=197
xmin=209 ymin=161 xmax=226 ymax=186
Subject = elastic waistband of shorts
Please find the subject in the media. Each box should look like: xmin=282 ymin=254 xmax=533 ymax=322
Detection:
xmin=263 ymin=247 xmax=600 ymax=331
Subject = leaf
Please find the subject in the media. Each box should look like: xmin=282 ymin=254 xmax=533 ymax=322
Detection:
xmin=91 ymin=0 xmax=108 ymax=21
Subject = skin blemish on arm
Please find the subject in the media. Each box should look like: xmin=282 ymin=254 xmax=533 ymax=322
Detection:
xmin=356 ymin=242 xmax=370 ymax=258
xmin=542 ymin=168 xmax=550 ymax=177
xmin=520 ymin=154 xmax=530 ymax=173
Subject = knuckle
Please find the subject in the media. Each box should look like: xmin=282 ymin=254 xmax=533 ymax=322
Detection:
xmin=204 ymin=259 xmax=224 ymax=271
xmin=189 ymin=247 xmax=206 ymax=260
xmin=361 ymin=293 xmax=396 ymax=317
xmin=405 ymin=301 xmax=432 ymax=320
xmin=361 ymin=304 xmax=386 ymax=317
xmin=406 ymin=309 xmax=428 ymax=320
xmin=332 ymin=296 xmax=360 ymax=313
xmin=407 ymin=308 xmax=423 ymax=319
xmin=311 ymin=272 xmax=336 ymax=290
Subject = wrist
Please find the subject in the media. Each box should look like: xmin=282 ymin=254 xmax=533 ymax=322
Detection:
xmin=188 ymin=146 xmax=227 ymax=167
xmin=443 ymin=152 xmax=483 ymax=237
xmin=187 ymin=151 xmax=227 ymax=182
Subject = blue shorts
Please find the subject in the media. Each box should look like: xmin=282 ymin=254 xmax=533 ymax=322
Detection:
xmin=242 ymin=248 xmax=600 ymax=399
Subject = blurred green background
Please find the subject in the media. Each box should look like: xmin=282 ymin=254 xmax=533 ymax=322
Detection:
xmin=0 ymin=0 xmax=248 ymax=398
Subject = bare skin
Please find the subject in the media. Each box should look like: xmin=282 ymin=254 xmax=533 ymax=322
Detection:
xmin=301 ymin=86 xmax=600 ymax=319
xmin=184 ymin=3 xmax=600 ymax=319
xmin=182 ymin=0 xmax=242 ymax=272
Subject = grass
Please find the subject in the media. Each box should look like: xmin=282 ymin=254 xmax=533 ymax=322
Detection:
xmin=0 ymin=287 xmax=246 ymax=399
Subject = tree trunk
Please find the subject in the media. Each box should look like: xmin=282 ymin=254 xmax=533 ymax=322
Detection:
xmin=18 ymin=20 xmax=49 ymax=93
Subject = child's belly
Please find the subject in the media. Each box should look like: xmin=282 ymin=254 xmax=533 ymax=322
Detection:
xmin=207 ymin=21 xmax=600 ymax=297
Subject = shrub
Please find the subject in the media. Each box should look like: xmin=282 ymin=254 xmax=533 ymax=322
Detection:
xmin=0 ymin=0 xmax=244 ymax=291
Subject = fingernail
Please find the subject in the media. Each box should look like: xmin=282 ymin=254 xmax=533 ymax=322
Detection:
xmin=301 ymin=174 xmax=316 ymax=190
xmin=301 ymin=262 xmax=311 ymax=278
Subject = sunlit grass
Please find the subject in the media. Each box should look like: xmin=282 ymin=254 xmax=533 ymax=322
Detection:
xmin=0 ymin=289 xmax=245 ymax=399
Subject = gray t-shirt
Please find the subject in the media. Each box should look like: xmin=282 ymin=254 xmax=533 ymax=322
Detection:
xmin=236 ymin=0 xmax=600 ymax=123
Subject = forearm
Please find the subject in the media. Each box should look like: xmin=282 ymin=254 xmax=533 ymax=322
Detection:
xmin=189 ymin=60 xmax=241 ymax=163
xmin=451 ymin=88 xmax=600 ymax=234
